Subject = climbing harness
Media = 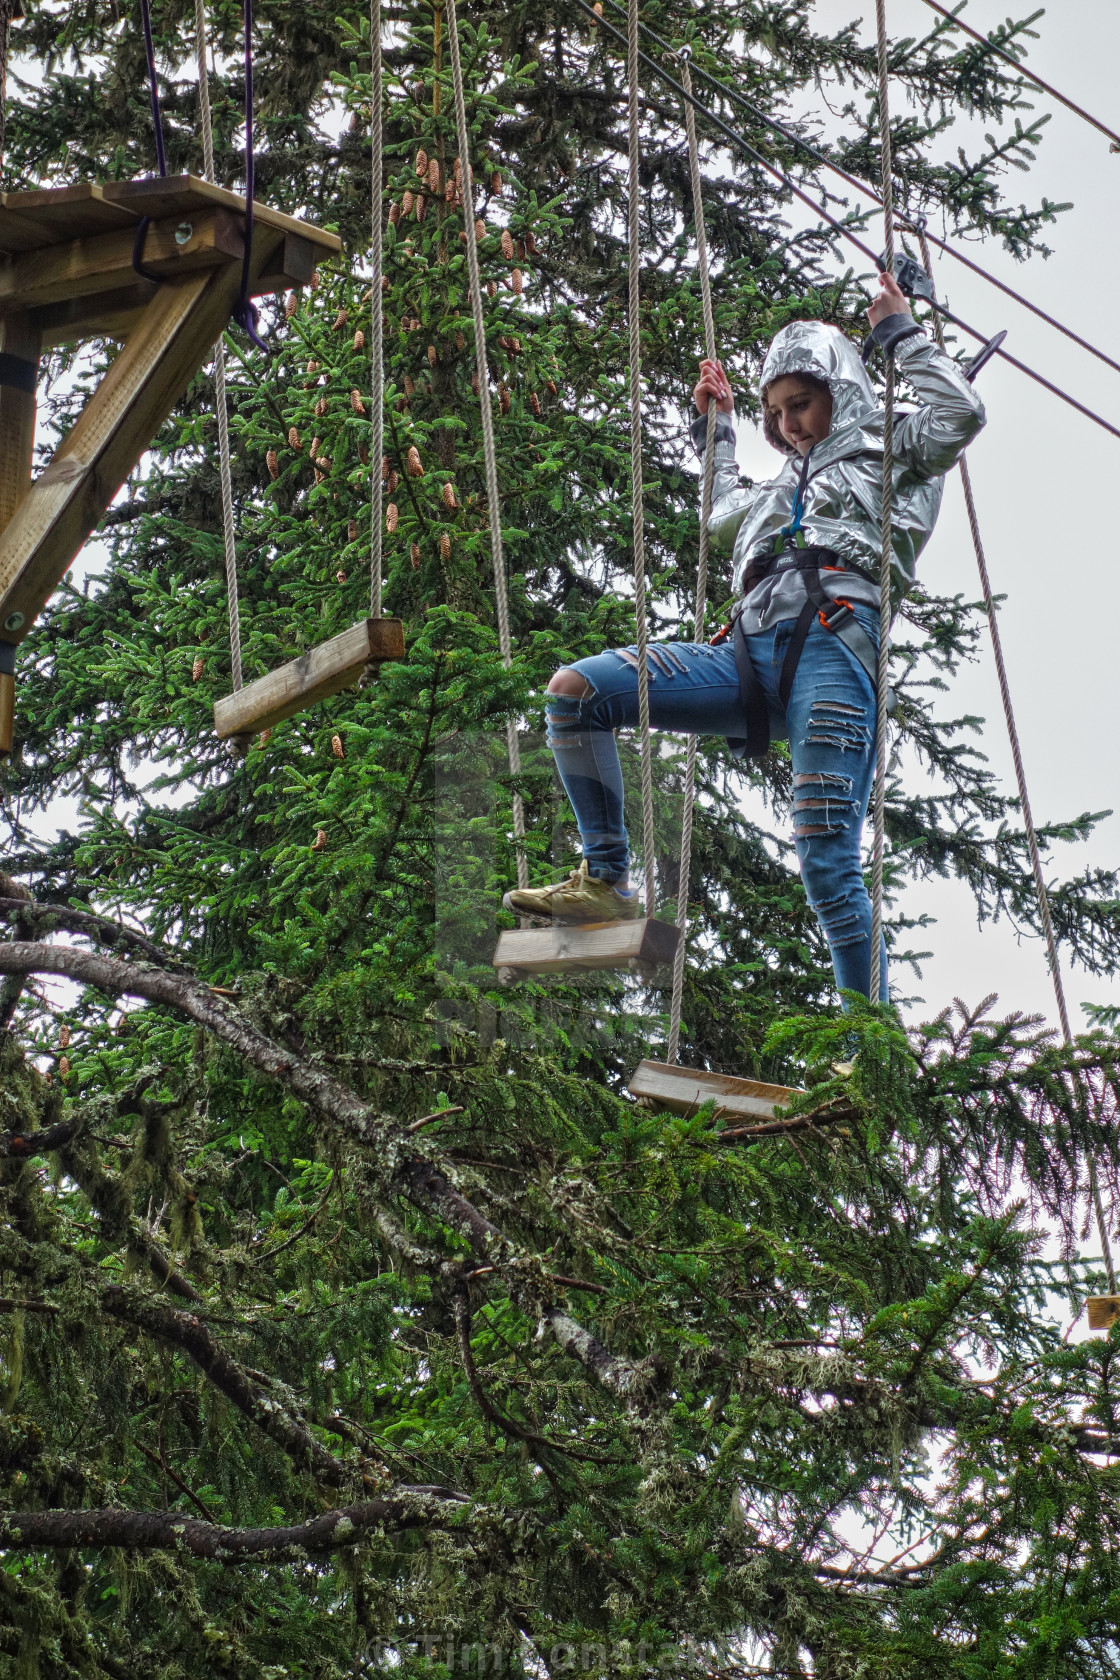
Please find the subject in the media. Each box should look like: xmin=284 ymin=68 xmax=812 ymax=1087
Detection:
xmin=445 ymin=0 xmax=527 ymax=893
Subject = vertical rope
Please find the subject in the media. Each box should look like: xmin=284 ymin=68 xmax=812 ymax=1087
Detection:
xmin=916 ymin=223 xmax=1116 ymax=1295
xmin=195 ymin=0 xmax=243 ymax=693
xmin=0 ymin=0 xmax=16 ymax=182
xmin=869 ymin=0 xmax=896 ymax=1006
xmin=445 ymin=0 xmax=527 ymax=889
xmin=140 ymin=0 xmax=168 ymax=177
xmin=667 ymin=50 xmax=717 ymax=1065
xmin=627 ymin=0 xmax=657 ymax=918
xmin=369 ymin=0 xmax=384 ymax=619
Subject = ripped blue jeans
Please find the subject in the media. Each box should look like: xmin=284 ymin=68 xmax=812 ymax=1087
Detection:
xmin=547 ymin=604 xmax=887 ymax=1001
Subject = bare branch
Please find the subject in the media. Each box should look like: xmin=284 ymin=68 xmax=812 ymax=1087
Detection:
xmin=0 ymin=1488 xmax=471 ymax=1559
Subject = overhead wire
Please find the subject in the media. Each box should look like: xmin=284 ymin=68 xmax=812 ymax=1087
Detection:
xmin=920 ymin=0 xmax=1120 ymax=152
xmin=915 ymin=223 xmax=1117 ymax=1298
xmin=369 ymin=0 xmax=384 ymax=621
xmin=571 ymin=0 xmax=1120 ymax=445
xmin=445 ymin=0 xmax=528 ymax=892
xmin=593 ymin=0 xmax=1120 ymax=386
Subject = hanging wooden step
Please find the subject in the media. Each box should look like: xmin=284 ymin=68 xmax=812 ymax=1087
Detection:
xmin=627 ymin=1059 xmax=798 ymax=1122
xmin=212 ymin=617 xmax=405 ymax=740
xmin=0 ymin=176 xmax=340 ymax=754
xmin=1086 ymin=1297 xmax=1120 ymax=1332
xmin=493 ymin=916 xmax=680 ymax=981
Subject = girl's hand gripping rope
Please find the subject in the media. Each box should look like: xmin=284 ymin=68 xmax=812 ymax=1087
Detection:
xmin=693 ymin=357 xmax=734 ymax=414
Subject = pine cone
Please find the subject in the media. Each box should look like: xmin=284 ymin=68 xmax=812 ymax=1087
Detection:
xmin=455 ymin=331 xmax=466 ymax=351
xmin=351 ymin=389 xmax=367 ymax=415
xmin=381 ymin=454 xmax=391 ymax=480
xmin=387 ymin=469 xmax=399 ymax=492
xmin=259 ymin=729 xmax=271 ymax=748
xmin=315 ymin=395 xmax=328 ymax=418
xmin=310 ymin=436 xmax=321 ymax=460
xmin=402 ymin=189 xmax=414 ymax=216
xmin=311 ymin=830 xmax=327 ymax=852
xmin=360 ymin=443 xmax=370 ymax=464
xmin=382 ymin=275 xmax=391 ymax=293
xmin=511 ymin=268 xmax=523 ymax=295
xmin=388 ymin=202 xmax=401 ymax=226
xmin=526 ymin=230 xmax=538 ymax=254
xmin=307 ymin=359 xmax=320 ymax=375
xmin=427 ymin=157 xmax=441 ymax=193
xmin=471 ymin=373 xmax=480 ymax=395
xmin=492 ymin=170 xmax=502 ymax=193
xmin=353 ymin=329 xmax=365 ymax=350
xmin=288 ymin=427 xmax=302 ymax=451
xmin=546 ymin=378 xmax=558 ymax=396
xmin=440 ymin=533 xmax=451 ymax=560
xmin=501 ymin=228 xmax=514 ymax=262
xmin=487 ymin=281 xmax=497 ymax=298
xmin=310 ymin=270 xmax=320 ymax=290
xmin=58 ymin=1055 xmax=70 ymax=1077
xmin=333 ymin=307 xmax=348 ymax=331
xmin=509 ymin=337 xmax=522 ymax=355
xmin=410 ymin=541 xmax=421 ymax=569
xmin=498 ymin=384 xmax=511 ymax=415
xmin=415 ymin=195 xmax=427 ymax=224
xmin=407 ymin=445 xmax=423 ymax=476
xmin=403 ymin=374 xmax=415 ymax=397
xmin=441 ymin=482 xmax=457 ymax=509
xmin=331 ymin=733 xmax=345 ymax=760
xmin=386 ymin=503 xmax=399 ymax=532
xmin=592 ymin=1 xmax=603 ymax=15
xmin=59 ymin=1024 xmax=70 ymax=1050
xmin=516 ymin=238 xmax=526 ymax=260
xmin=266 ymin=448 xmax=279 ymax=479
xmin=348 ymin=518 xmax=359 ymax=542
xmin=475 ymin=218 xmax=486 ymax=241
xmin=316 ymin=457 xmax=331 ymax=474
xmin=529 ymin=392 xmax=541 ymax=417
xmin=285 ymin=290 xmax=299 ymax=317
xmin=415 ymin=147 xmax=428 ymax=177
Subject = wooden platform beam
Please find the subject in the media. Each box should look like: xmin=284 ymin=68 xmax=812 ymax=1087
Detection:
xmin=1087 ymin=1297 xmax=1120 ymax=1332
xmin=493 ymin=916 xmax=680 ymax=979
xmin=213 ymin=618 xmax=406 ymax=740
xmin=627 ymin=1059 xmax=797 ymax=1122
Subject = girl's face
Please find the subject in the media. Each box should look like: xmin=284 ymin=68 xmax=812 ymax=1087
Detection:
xmin=766 ymin=375 xmax=834 ymax=455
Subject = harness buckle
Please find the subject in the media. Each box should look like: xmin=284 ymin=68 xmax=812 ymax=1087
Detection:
xmin=818 ymin=596 xmax=855 ymax=632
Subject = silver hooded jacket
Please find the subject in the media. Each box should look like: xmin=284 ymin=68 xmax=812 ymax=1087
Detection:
xmin=706 ymin=320 xmax=986 ymax=631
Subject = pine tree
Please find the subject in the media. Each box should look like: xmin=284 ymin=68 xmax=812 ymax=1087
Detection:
xmin=1 ymin=3 xmax=1119 ymax=1676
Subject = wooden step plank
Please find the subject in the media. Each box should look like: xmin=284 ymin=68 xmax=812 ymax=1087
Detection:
xmin=212 ymin=618 xmax=406 ymax=739
xmin=101 ymin=176 xmax=342 ymax=257
xmin=1087 ymin=1296 xmax=1120 ymax=1331
xmin=627 ymin=1059 xmax=797 ymax=1121
xmin=0 ymin=225 xmax=286 ymax=644
xmin=493 ymin=917 xmax=680 ymax=976
xmin=0 ymin=208 xmax=244 ymax=316
xmin=0 ymin=184 xmax=141 ymax=252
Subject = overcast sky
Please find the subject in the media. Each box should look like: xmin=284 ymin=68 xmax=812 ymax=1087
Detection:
xmin=747 ymin=0 xmax=1120 ymax=1034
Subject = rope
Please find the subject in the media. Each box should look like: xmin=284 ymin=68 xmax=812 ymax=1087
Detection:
xmin=227 ymin=0 xmax=267 ymax=352
xmin=445 ymin=0 xmax=527 ymax=890
xmin=570 ymin=0 xmax=1120 ymax=451
xmin=0 ymin=0 xmax=17 ymax=180
xmin=195 ymin=0 xmax=243 ymax=694
xmin=666 ymin=50 xmax=717 ymax=1066
xmin=139 ymin=0 xmax=168 ymax=177
xmin=368 ymin=0 xmax=384 ymax=620
xmin=868 ymin=0 xmax=896 ymax=1006
xmin=627 ymin=0 xmax=657 ymax=919
xmin=915 ymin=224 xmax=1117 ymax=1296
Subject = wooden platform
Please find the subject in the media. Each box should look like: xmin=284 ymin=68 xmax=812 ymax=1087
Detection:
xmin=627 ymin=1059 xmax=798 ymax=1122
xmin=1087 ymin=1296 xmax=1120 ymax=1332
xmin=0 ymin=176 xmax=340 ymax=752
xmin=492 ymin=916 xmax=680 ymax=979
xmin=213 ymin=618 xmax=405 ymax=739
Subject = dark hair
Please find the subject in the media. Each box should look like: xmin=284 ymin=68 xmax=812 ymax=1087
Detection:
xmin=760 ymin=369 xmax=832 ymax=454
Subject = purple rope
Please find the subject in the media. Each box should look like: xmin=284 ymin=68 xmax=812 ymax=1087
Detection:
xmin=133 ymin=0 xmax=168 ymax=282
xmin=231 ymin=0 xmax=269 ymax=352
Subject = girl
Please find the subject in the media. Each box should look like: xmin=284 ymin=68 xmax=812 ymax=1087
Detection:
xmin=505 ymin=273 xmax=985 ymax=1001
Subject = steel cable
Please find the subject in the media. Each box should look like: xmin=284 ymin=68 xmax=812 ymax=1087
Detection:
xmin=445 ymin=0 xmax=527 ymax=890
xmin=916 ymin=224 xmax=1117 ymax=1296
xmin=666 ymin=51 xmax=717 ymax=1066
xmin=868 ymin=0 xmax=896 ymax=1007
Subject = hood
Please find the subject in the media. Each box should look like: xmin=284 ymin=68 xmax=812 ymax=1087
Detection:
xmin=759 ymin=321 xmax=879 ymax=453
